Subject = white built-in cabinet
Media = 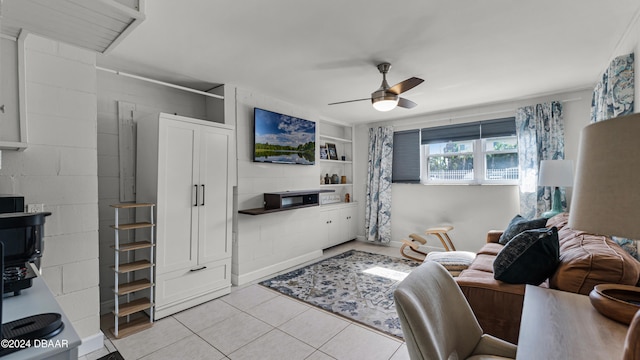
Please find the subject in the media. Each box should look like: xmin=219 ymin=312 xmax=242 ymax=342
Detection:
xmin=319 ymin=119 xmax=358 ymax=247
xmin=136 ymin=113 xmax=234 ymax=319
xmin=322 ymin=204 xmax=357 ymax=248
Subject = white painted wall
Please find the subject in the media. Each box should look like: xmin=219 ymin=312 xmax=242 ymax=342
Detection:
xmin=96 ymin=71 xmax=211 ymax=313
xmin=233 ymin=88 xmax=326 ymax=285
xmin=354 ymin=88 xmax=593 ymax=252
xmin=0 ymin=34 xmax=101 ymax=354
xmin=610 ymin=10 xmax=640 ymax=109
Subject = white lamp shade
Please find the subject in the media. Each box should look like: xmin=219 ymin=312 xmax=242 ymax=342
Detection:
xmin=538 ymin=160 xmax=574 ymax=187
xmin=372 ymin=98 xmax=398 ymax=112
xmin=568 ymin=113 xmax=640 ymax=239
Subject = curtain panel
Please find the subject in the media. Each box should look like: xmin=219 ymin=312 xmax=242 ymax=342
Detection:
xmin=365 ymin=126 xmax=394 ymax=244
xmin=516 ymin=101 xmax=565 ymax=219
xmin=591 ymin=53 xmax=634 ymax=123
xmin=590 ymin=52 xmax=639 ymax=261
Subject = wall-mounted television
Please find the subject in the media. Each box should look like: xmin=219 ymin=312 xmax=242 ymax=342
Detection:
xmin=253 ymin=107 xmax=316 ymax=165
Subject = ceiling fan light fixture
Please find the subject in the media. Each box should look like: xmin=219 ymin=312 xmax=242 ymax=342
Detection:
xmin=371 ymin=91 xmax=399 ymax=112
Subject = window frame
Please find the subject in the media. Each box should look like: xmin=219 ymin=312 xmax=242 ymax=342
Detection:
xmin=422 ymin=136 xmax=519 ymax=185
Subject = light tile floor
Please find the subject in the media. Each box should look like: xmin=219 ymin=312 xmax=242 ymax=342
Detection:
xmin=83 ymin=241 xmax=412 ymax=360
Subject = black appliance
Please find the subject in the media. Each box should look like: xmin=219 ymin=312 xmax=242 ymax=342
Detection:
xmin=0 ymin=195 xmax=50 ymax=296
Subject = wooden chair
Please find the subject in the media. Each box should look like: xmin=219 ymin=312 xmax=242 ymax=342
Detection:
xmin=400 ymin=226 xmax=455 ymax=261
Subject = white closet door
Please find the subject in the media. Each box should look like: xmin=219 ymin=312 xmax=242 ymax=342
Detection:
xmin=197 ymin=126 xmax=231 ymax=265
xmin=156 ymin=118 xmax=199 ymax=273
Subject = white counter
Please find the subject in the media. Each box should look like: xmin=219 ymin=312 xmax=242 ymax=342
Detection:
xmin=2 ymin=276 xmax=81 ymax=360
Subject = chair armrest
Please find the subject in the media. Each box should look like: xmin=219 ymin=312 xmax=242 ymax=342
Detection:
xmin=472 ymin=334 xmax=517 ymax=359
xmin=486 ymin=230 xmax=504 ymax=244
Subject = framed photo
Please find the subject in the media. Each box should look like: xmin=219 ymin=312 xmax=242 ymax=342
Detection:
xmin=320 ymin=145 xmax=328 ymax=160
xmin=326 ymin=143 xmax=338 ymax=160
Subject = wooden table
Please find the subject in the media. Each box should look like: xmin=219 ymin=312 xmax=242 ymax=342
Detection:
xmin=517 ymin=285 xmax=629 ymax=360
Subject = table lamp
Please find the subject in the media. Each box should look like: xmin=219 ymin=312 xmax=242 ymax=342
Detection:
xmin=568 ymin=112 xmax=640 ymax=325
xmin=538 ymin=159 xmax=574 ymax=218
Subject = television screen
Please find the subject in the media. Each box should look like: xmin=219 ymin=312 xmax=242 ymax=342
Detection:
xmin=253 ymin=107 xmax=316 ymax=165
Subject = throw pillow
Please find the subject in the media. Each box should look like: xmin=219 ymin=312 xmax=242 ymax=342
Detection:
xmin=498 ymin=215 xmax=548 ymax=245
xmin=493 ymin=227 xmax=560 ymax=285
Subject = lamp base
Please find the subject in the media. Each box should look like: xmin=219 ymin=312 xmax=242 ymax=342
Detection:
xmin=542 ymin=186 xmax=564 ymax=219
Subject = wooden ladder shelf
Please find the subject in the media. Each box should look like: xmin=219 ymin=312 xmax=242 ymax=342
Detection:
xmin=109 ymin=203 xmax=156 ymax=339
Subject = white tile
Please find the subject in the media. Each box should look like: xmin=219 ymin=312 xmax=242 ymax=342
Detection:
xmin=84 ymin=346 xmax=110 ymax=360
xmin=306 ymin=350 xmax=337 ymax=360
xmin=173 ymin=298 xmax=242 ymax=333
xmin=220 ymin=284 xmax=278 ymax=311
xmin=389 ymin=343 xmax=411 ymax=360
xmin=197 ymin=312 xmax=272 ymax=355
xmin=111 ymin=316 xmax=192 ymax=360
xmin=245 ymin=295 xmax=309 ymax=327
xmin=279 ymin=308 xmax=350 ymax=348
xmin=229 ymin=329 xmax=315 ymax=360
xmin=319 ymin=324 xmax=402 ymax=360
xmin=140 ymin=334 xmax=225 ymax=360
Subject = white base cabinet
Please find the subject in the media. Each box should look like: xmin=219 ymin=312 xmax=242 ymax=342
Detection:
xmin=321 ymin=203 xmax=357 ymax=248
xmin=136 ymin=113 xmax=234 ymax=319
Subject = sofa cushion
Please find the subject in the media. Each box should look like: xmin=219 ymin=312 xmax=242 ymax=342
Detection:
xmin=493 ymin=227 xmax=560 ymax=285
xmin=498 ymin=215 xmax=548 ymax=245
xmin=551 ymin=229 xmax=640 ymax=294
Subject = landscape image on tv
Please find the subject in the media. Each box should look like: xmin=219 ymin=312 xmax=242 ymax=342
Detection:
xmin=253 ymin=108 xmax=316 ymax=165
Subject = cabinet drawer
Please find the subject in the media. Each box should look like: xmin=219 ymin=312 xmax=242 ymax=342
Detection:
xmin=156 ymin=258 xmax=230 ymax=308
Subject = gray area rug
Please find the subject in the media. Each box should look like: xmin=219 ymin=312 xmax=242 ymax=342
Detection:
xmin=260 ymin=249 xmax=420 ymax=339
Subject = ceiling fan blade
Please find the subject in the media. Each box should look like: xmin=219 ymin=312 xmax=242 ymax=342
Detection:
xmin=328 ymin=98 xmax=371 ymax=106
xmin=397 ymin=97 xmax=418 ymax=109
xmin=388 ymin=77 xmax=424 ymax=95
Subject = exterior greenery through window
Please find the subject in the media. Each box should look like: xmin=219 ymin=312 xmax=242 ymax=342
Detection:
xmin=424 ymin=136 xmax=518 ymax=184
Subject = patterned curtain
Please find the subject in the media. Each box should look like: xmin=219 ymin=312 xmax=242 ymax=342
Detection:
xmin=590 ymin=52 xmax=638 ymax=260
xmin=516 ymin=101 xmax=565 ymax=219
xmin=591 ymin=53 xmax=634 ymax=123
xmin=365 ymin=126 xmax=393 ymax=244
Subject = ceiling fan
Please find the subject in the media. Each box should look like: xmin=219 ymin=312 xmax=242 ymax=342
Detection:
xmin=328 ymin=62 xmax=424 ymax=112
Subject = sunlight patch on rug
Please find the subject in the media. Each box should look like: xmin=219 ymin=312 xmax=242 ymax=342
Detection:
xmin=259 ymin=249 xmax=420 ymax=338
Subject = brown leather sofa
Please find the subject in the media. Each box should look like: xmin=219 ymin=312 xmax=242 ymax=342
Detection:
xmin=455 ymin=213 xmax=640 ymax=344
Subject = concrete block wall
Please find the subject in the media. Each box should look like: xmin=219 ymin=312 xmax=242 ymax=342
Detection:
xmin=96 ymin=70 xmax=210 ymax=313
xmin=0 ymin=34 xmax=101 ymax=354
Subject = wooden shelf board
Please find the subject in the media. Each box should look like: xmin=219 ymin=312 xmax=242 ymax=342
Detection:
xmin=112 ymin=260 xmax=153 ymax=273
xmin=114 ymin=279 xmax=153 ymax=295
xmin=320 ymin=134 xmax=352 ymax=143
xmin=110 ymin=317 xmax=153 ymax=339
xmin=114 ymin=297 xmax=153 ymax=317
xmin=239 ymin=203 xmax=318 ymax=215
xmin=111 ymin=222 xmax=155 ymax=230
xmin=111 ymin=203 xmax=155 ymax=209
xmin=112 ymin=241 xmax=154 ymax=252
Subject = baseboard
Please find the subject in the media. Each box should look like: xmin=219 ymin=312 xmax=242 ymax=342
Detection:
xmin=155 ymin=286 xmax=231 ymax=320
xmin=232 ymin=250 xmax=323 ymax=286
xmin=78 ymin=331 xmax=104 ymax=356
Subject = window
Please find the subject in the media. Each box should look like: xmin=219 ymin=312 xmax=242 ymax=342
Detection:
xmin=391 ymin=117 xmax=518 ymax=185
xmin=420 ymin=118 xmax=518 ymax=184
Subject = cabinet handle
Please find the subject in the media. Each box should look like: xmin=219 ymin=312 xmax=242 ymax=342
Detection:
xmin=190 ymin=266 xmax=207 ymax=272
xmin=201 ymin=185 xmax=205 ymax=206
xmin=194 ymin=185 xmax=198 ymax=207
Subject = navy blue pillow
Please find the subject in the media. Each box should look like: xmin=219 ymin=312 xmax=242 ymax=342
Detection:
xmin=493 ymin=227 xmax=560 ymax=285
xmin=498 ymin=215 xmax=548 ymax=245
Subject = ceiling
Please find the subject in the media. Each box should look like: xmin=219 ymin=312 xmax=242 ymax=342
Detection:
xmin=98 ymin=0 xmax=640 ymax=124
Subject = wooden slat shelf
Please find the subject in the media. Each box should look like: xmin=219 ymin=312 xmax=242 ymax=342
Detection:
xmin=112 ymin=260 xmax=153 ymax=273
xmin=111 ymin=241 xmax=154 ymax=252
xmin=110 ymin=203 xmax=155 ymax=209
xmin=110 ymin=317 xmax=153 ymax=339
xmin=114 ymin=279 xmax=153 ymax=295
xmin=111 ymin=222 xmax=155 ymax=231
xmin=114 ymin=297 xmax=153 ymax=317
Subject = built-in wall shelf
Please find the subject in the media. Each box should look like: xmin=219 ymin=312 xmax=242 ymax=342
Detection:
xmin=239 ymin=189 xmax=335 ymax=215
